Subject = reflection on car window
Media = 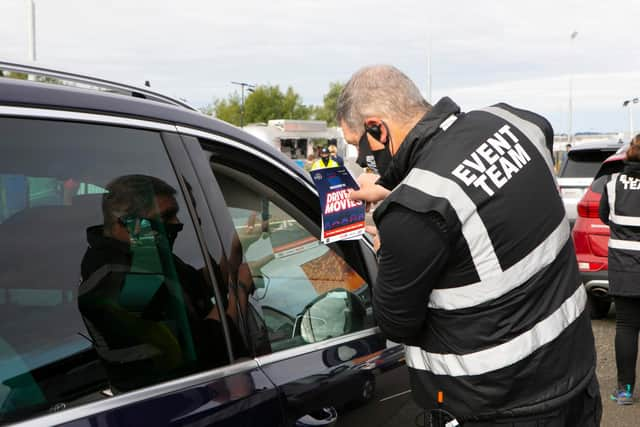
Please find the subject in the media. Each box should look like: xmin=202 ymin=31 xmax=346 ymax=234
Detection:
xmin=212 ymin=163 xmax=373 ymax=353
xmin=0 ymin=118 xmax=230 ymax=423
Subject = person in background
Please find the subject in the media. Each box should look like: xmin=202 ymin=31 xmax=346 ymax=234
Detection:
xmin=304 ymin=153 xmax=316 ymax=172
xmin=310 ymin=147 xmax=339 ymax=170
xmin=78 ymin=175 xmax=247 ymax=392
xmin=599 ymin=134 xmax=640 ymax=405
xmin=338 ymin=64 xmax=601 ymax=426
xmin=328 ymin=144 xmax=344 ymax=166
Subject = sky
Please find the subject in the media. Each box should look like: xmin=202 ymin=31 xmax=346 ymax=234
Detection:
xmin=2 ymin=0 xmax=640 ymax=134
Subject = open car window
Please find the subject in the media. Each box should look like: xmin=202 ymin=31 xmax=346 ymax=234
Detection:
xmin=209 ymin=161 xmax=374 ymax=353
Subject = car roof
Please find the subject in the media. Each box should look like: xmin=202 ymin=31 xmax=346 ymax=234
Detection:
xmin=0 ymin=77 xmax=311 ymax=183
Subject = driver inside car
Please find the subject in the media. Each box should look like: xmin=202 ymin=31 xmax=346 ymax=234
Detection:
xmin=78 ymin=174 xmax=247 ymax=392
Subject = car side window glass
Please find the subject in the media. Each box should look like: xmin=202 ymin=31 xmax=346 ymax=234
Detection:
xmin=0 ymin=118 xmax=231 ymax=424
xmin=210 ymin=161 xmax=373 ymax=354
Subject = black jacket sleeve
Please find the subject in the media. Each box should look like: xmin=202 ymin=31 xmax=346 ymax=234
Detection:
xmin=373 ymin=204 xmax=450 ymax=344
xmin=599 ymin=177 xmax=610 ymax=225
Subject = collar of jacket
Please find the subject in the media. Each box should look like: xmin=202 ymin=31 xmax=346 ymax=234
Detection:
xmin=376 ymin=97 xmax=461 ymax=190
xmin=86 ymin=224 xmax=132 ymax=256
xmin=623 ymin=160 xmax=640 ymax=176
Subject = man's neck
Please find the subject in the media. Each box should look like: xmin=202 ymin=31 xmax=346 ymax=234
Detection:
xmin=391 ymin=111 xmax=430 ymax=154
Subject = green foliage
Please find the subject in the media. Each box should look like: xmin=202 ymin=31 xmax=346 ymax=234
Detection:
xmin=0 ymin=71 xmax=64 ymax=85
xmin=313 ymin=81 xmax=344 ymax=126
xmin=210 ymin=85 xmax=312 ymax=126
xmin=210 ymin=92 xmax=243 ymax=125
xmin=0 ymin=71 xmax=29 ymax=80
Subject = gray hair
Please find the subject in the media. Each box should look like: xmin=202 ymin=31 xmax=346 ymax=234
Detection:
xmin=336 ymin=65 xmax=431 ymax=131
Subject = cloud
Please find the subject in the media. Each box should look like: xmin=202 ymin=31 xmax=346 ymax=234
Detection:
xmin=2 ymin=0 xmax=640 ymax=132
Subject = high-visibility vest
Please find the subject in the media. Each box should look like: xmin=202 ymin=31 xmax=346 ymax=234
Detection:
xmin=373 ymin=97 xmax=596 ymax=420
xmin=602 ymin=165 xmax=640 ymax=296
xmin=310 ymin=158 xmax=339 ymax=170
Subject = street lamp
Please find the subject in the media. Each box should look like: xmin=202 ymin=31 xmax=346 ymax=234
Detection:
xmin=27 ymin=0 xmax=36 ymax=62
xmin=568 ymin=30 xmax=578 ymax=145
xmin=231 ymin=81 xmax=256 ymax=127
xmin=622 ymin=97 xmax=638 ymax=139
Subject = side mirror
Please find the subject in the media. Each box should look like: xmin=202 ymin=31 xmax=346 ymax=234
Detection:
xmin=296 ymin=289 xmax=366 ymax=344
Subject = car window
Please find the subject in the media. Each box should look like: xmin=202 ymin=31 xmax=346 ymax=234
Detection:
xmin=0 ymin=118 xmax=230 ymax=423
xmin=210 ymin=161 xmax=373 ymax=353
xmin=560 ymin=150 xmax=616 ymax=178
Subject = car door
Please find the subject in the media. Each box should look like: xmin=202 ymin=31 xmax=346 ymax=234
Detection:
xmin=177 ymin=128 xmax=412 ymax=427
xmin=0 ymin=109 xmax=281 ymax=427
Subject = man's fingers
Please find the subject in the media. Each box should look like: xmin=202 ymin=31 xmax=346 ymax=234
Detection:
xmin=349 ymin=185 xmax=390 ymax=203
xmin=365 ymin=225 xmax=378 ymax=236
xmin=349 ymin=188 xmax=376 ymax=203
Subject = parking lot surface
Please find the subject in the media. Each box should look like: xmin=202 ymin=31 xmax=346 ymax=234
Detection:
xmin=339 ymin=312 xmax=640 ymax=427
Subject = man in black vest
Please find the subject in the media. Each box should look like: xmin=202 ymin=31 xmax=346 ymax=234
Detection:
xmin=338 ymin=65 xmax=601 ymax=426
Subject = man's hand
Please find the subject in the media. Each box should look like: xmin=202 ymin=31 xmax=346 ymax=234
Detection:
xmin=365 ymin=225 xmax=381 ymax=252
xmin=349 ymin=173 xmax=391 ymax=211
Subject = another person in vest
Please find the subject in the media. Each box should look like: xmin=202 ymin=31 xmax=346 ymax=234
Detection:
xmin=310 ymin=146 xmax=339 ymax=170
xmin=599 ymin=135 xmax=640 ymax=405
xmin=328 ymin=144 xmax=344 ymax=166
xmin=338 ymin=65 xmax=601 ymax=426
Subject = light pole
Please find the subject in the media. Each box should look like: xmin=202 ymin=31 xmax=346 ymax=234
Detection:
xmin=568 ymin=30 xmax=578 ymax=144
xmin=426 ymin=38 xmax=432 ymax=103
xmin=623 ymin=98 xmax=638 ymax=139
xmin=26 ymin=0 xmax=37 ymax=61
xmin=231 ymin=81 xmax=256 ymax=127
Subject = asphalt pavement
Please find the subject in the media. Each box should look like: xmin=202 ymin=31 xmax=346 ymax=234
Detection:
xmin=338 ymin=311 xmax=640 ymax=426
xmin=593 ymin=308 xmax=640 ymax=427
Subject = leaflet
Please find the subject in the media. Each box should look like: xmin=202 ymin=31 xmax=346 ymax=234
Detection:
xmin=310 ymin=166 xmax=366 ymax=244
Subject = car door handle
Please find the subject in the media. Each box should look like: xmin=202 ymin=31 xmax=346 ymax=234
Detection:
xmin=295 ymin=407 xmax=338 ymax=427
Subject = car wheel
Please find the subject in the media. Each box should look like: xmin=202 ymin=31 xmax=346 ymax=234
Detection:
xmin=588 ymin=294 xmax=611 ymax=319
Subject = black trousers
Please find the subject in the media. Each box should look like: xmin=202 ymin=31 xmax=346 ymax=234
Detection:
xmin=461 ymin=375 xmax=602 ymax=427
xmin=614 ymin=296 xmax=640 ymax=390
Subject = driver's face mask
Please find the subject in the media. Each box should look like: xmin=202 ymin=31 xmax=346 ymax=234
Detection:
xmin=120 ymin=216 xmax=183 ymax=250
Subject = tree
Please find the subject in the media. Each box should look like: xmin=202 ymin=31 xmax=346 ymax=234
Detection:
xmin=208 ymin=92 xmax=243 ymax=125
xmin=209 ymin=84 xmax=312 ymax=126
xmin=313 ymin=81 xmax=344 ymax=127
xmin=0 ymin=71 xmax=29 ymax=80
xmin=0 ymin=71 xmax=63 ymax=84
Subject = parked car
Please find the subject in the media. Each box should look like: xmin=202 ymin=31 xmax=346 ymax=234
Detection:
xmin=558 ymin=139 xmax=623 ymax=227
xmin=0 ymin=62 xmax=409 ymax=426
xmin=571 ymin=144 xmax=628 ymax=319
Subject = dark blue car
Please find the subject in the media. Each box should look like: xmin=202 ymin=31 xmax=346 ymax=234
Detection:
xmin=0 ymin=62 xmax=411 ymax=427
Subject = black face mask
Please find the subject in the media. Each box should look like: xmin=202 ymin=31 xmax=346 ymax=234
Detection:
xmin=357 ymin=133 xmax=379 ymax=174
xmin=163 ymin=222 xmax=184 ymax=249
xmin=356 ymin=131 xmax=392 ymax=176
xmin=371 ymin=146 xmax=392 ymax=177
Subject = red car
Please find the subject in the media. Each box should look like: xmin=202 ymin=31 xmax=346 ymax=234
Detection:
xmin=571 ymin=145 xmax=628 ymax=318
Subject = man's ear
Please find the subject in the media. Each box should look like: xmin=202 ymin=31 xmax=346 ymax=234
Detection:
xmin=364 ymin=118 xmax=388 ymax=144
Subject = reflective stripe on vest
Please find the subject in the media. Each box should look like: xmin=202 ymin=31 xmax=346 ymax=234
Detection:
xmin=405 ymin=285 xmax=587 ymax=376
xmin=400 ymin=168 xmax=570 ymax=311
xmin=608 ymin=173 xmax=640 ymax=226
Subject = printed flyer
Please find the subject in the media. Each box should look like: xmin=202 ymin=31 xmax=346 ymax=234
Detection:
xmin=310 ymin=166 xmax=366 ymax=244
